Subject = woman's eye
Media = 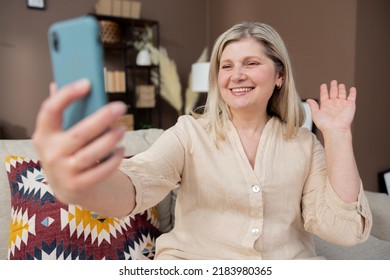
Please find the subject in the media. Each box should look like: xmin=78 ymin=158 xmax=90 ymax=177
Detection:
xmin=221 ymin=64 xmax=232 ymax=69
xmin=246 ymin=61 xmax=259 ymax=66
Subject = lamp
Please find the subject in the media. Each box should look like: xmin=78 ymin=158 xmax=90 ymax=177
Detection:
xmin=301 ymin=101 xmax=313 ymax=132
xmin=379 ymin=169 xmax=390 ymax=194
xmin=191 ymin=62 xmax=210 ymax=92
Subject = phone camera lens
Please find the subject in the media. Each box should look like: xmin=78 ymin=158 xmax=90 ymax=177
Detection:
xmin=53 ymin=32 xmax=59 ymax=51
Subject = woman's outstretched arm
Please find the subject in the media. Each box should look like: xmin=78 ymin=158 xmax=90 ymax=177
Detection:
xmin=33 ymin=79 xmax=136 ymax=217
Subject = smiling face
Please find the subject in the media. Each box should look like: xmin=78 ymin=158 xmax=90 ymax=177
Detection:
xmin=218 ymin=37 xmax=283 ymax=118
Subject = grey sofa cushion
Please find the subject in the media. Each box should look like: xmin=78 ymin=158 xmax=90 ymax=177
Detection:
xmin=365 ymin=191 xmax=390 ymax=242
xmin=314 ymin=234 xmax=390 ymax=260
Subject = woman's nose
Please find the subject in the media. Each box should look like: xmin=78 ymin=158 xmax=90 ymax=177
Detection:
xmin=231 ymin=66 xmax=246 ymax=82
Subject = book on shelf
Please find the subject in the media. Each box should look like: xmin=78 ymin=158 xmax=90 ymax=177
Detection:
xmin=104 ymin=68 xmax=126 ymax=93
xmin=112 ymin=114 xmax=134 ymax=131
xmin=136 ymin=85 xmax=155 ymax=108
xmin=95 ymin=0 xmax=141 ymax=19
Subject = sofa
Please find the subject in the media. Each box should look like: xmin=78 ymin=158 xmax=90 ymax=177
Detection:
xmin=1 ymin=128 xmax=390 ymax=260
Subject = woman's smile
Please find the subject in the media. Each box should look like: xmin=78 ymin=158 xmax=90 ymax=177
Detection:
xmin=230 ymin=87 xmax=255 ymax=96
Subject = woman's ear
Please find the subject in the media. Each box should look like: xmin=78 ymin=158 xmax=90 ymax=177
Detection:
xmin=276 ymin=74 xmax=284 ymax=89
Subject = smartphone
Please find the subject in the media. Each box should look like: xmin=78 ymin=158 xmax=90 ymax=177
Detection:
xmin=48 ymin=15 xmax=107 ymax=130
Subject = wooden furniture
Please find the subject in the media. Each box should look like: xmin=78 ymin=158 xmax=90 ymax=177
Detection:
xmin=94 ymin=14 xmax=161 ymax=129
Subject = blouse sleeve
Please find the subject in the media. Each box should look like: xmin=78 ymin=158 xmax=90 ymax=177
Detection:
xmin=118 ymin=123 xmax=186 ymax=215
xmin=302 ymin=136 xmax=372 ymax=246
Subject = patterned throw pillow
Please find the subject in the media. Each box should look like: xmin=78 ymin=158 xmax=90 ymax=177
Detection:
xmin=5 ymin=155 xmax=161 ymax=260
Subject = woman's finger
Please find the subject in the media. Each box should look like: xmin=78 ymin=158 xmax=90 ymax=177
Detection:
xmin=62 ymin=101 xmax=127 ymax=155
xmin=337 ymin=83 xmax=347 ymax=99
xmin=69 ymin=125 xmax=126 ymax=171
xmin=347 ymin=87 xmax=357 ymax=102
xmin=49 ymin=82 xmax=57 ymax=97
xmin=74 ymin=147 xmax=125 ymax=190
xmin=35 ymin=79 xmax=91 ymax=135
xmin=320 ymin=83 xmax=329 ymax=103
xmin=329 ymin=80 xmax=338 ymax=99
xmin=306 ymin=98 xmax=319 ymax=113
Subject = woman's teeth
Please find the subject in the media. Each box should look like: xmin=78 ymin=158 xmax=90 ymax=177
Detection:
xmin=231 ymin=87 xmax=253 ymax=95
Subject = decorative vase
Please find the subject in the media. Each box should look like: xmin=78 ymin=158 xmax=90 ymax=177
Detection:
xmin=136 ymin=49 xmax=151 ymax=66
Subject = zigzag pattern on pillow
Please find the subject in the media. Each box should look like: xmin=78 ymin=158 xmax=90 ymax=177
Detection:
xmin=5 ymin=155 xmax=161 ymax=260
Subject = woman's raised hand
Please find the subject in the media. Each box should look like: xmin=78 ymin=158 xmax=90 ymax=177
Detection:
xmin=306 ymin=80 xmax=357 ymax=133
xmin=32 ymin=79 xmax=127 ymax=206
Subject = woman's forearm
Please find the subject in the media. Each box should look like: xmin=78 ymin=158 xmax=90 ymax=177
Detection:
xmin=323 ymin=128 xmax=360 ymax=203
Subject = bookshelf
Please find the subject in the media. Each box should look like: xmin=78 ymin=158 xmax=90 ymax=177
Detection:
xmin=94 ymin=14 xmax=161 ymax=130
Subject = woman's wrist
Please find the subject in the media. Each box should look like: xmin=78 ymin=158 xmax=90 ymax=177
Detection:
xmin=322 ymin=127 xmax=353 ymax=144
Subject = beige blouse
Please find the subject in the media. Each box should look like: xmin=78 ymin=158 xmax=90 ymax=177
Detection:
xmin=119 ymin=115 xmax=372 ymax=259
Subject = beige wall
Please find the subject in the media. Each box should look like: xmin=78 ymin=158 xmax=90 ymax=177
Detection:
xmin=0 ymin=0 xmax=388 ymax=191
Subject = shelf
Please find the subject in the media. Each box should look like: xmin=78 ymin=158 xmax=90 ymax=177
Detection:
xmin=126 ymin=64 xmax=158 ymax=69
xmin=102 ymin=42 xmax=130 ymax=49
xmin=93 ymin=13 xmax=161 ymax=129
xmin=107 ymin=92 xmax=127 ymax=98
xmin=92 ymin=14 xmax=158 ymax=27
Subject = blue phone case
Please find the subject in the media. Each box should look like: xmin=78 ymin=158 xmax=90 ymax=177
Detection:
xmin=48 ymin=16 xmax=107 ymax=130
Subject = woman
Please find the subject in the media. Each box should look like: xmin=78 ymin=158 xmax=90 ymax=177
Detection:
xmin=33 ymin=22 xmax=372 ymax=259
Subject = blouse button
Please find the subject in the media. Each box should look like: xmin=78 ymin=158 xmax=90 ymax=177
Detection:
xmin=251 ymin=228 xmax=260 ymax=236
xmin=252 ymin=184 xmax=260 ymax=193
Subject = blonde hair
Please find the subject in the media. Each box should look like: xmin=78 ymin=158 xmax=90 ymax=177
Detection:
xmin=193 ymin=22 xmax=305 ymax=146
